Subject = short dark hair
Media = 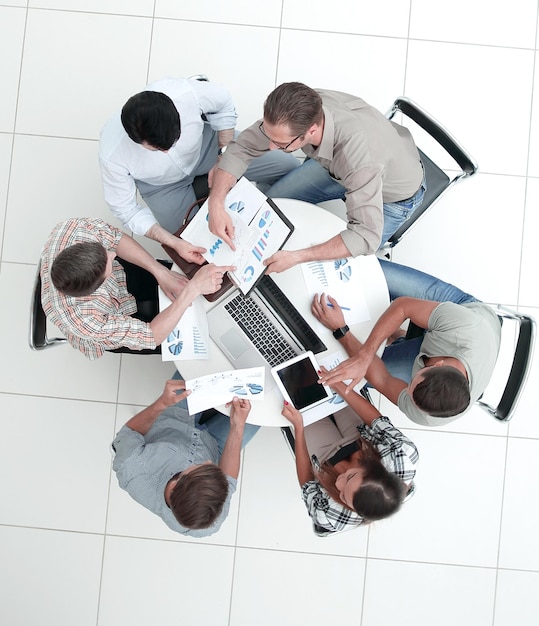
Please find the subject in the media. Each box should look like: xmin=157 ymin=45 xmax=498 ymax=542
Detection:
xmin=263 ymin=82 xmax=323 ymax=136
xmin=121 ymin=90 xmax=181 ymax=150
xmin=169 ymin=464 xmax=229 ymax=529
xmin=51 ymin=242 xmax=108 ymax=296
xmin=412 ymin=366 xmax=471 ymax=417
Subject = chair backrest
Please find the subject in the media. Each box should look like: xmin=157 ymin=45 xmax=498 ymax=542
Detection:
xmin=384 ymin=97 xmax=478 ymax=247
xmin=29 ymin=258 xmax=67 ymax=350
xmin=476 ymin=306 xmax=536 ymax=421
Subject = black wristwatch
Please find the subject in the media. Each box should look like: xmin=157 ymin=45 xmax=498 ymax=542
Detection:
xmin=218 ymin=145 xmax=227 ymax=156
xmin=332 ymin=325 xmax=349 ymax=340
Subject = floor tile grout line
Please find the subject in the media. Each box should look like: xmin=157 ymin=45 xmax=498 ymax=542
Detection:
xmin=0 ymin=2 xmax=28 ymax=265
xmin=6 ymin=7 xmax=539 ymax=54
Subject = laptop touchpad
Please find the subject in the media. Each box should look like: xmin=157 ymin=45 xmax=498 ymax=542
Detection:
xmin=220 ymin=328 xmax=250 ymax=359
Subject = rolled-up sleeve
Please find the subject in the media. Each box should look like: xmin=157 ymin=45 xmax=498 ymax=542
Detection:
xmin=190 ymin=80 xmax=238 ymax=131
xmin=99 ymin=158 xmax=158 ymax=235
xmin=112 ymin=425 xmax=146 ymax=469
xmin=338 ymin=162 xmax=385 ymax=257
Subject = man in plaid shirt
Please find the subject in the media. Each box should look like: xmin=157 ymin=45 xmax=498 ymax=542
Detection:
xmin=41 ymin=217 xmax=231 ymax=359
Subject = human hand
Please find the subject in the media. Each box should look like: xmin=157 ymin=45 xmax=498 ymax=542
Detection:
xmin=208 ymin=202 xmax=236 ymax=251
xmin=158 ymin=379 xmax=191 ymax=409
xmin=227 ymin=396 xmax=251 ymax=426
xmin=317 ymin=353 xmax=371 ymax=393
xmin=281 ymin=400 xmax=304 ymax=430
xmin=311 ymin=293 xmax=346 ymax=330
xmin=263 ymin=250 xmax=299 ymax=274
xmin=174 ymin=238 xmax=206 ymax=265
xmin=157 ymin=269 xmax=189 ymax=301
xmin=190 ymin=263 xmax=235 ymax=295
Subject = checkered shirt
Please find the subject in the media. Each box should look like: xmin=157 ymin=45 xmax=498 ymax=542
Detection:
xmin=301 ymin=416 xmax=419 ymax=533
xmin=40 ymin=218 xmax=156 ymax=360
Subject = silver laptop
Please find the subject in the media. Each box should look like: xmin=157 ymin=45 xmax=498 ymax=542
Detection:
xmin=207 ymin=276 xmax=326 ymax=384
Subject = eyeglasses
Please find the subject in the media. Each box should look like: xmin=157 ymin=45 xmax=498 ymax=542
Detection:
xmin=258 ymin=122 xmax=304 ymax=151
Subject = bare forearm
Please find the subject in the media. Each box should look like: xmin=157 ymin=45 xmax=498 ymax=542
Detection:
xmin=146 ymin=223 xmax=182 ymax=248
xmin=358 ymin=300 xmax=410 ymax=362
xmin=219 ymin=422 xmax=245 ymax=479
xmin=149 ymin=283 xmax=198 ymax=343
xmin=125 ymin=397 xmax=167 ymax=435
xmin=116 ymin=233 xmax=168 ymax=279
xmin=336 ymin=332 xmax=402 ymax=400
xmin=293 ymin=234 xmax=351 ymax=264
xmin=293 ymin=425 xmax=315 ymax=486
xmin=217 ymin=129 xmax=234 ymax=149
xmin=209 ymin=168 xmax=237 ymax=204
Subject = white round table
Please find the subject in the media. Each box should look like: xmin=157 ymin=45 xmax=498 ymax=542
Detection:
xmin=175 ymin=198 xmax=389 ymax=426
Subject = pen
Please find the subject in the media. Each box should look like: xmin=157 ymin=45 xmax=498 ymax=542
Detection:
xmin=327 ymin=302 xmax=351 ymax=311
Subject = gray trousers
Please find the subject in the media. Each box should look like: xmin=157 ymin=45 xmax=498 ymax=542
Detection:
xmin=304 ymin=406 xmax=364 ymax=465
xmin=135 ymin=124 xmax=300 ymax=233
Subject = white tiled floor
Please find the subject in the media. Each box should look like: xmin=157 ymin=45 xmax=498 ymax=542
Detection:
xmin=0 ymin=2 xmax=537 ymax=625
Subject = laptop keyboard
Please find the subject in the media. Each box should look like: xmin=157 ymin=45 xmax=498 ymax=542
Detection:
xmin=224 ymin=295 xmax=298 ymax=367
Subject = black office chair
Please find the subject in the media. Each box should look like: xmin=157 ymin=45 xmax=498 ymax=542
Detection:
xmin=29 ymin=259 xmax=68 ymax=350
xmin=384 ymin=97 xmax=478 ymax=248
xmin=476 ymin=306 xmax=536 ymax=421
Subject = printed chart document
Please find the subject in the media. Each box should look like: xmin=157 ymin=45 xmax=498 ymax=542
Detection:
xmin=181 ymin=177 xmax=293 ymax=295
xmin=158 ymin=289 xmax=209 ymax=361
xmin=301 ymin=256 xmax=371 ymax=334
xmin=185 ymin=366 xmax=265 ymax=415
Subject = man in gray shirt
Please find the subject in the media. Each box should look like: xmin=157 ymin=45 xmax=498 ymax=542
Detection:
xmin=112 ymin=373 xmax=258 ymax=536
xmin=208 ymin=82 xmax=425 ymax=273
xmin=315 ymin=260 xmax=502 ymax=427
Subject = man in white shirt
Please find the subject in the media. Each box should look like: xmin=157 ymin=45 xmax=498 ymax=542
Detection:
xmin=99 ymin=77 xmax=299 ymax=264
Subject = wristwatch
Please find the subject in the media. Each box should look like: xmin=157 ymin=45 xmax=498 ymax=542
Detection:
xmin=332 ymin=325 xmax=349 ymax=340
xmin=218 ymin=145 xmax=227 ymax=156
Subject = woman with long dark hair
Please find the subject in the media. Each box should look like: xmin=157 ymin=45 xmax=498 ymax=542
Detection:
xmin=282 ymin=378 xmax=419 ymax=535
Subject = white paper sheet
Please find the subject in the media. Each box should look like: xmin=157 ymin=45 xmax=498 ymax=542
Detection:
xmin=300 ymin=256 xmax=371 ymax=334
xmin=185 ymin=367 xmax=265 ymax=415
xmin=180 ymin=177 xmax=291 ymax=294
xmin=158 ymin=289 xmax=209 ymax=361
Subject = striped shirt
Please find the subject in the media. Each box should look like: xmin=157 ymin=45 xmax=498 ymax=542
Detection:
xmin=301 ymin=416 xmax=419 ymax=534
xmin=41 ymin=218 xmax=156 ymax=360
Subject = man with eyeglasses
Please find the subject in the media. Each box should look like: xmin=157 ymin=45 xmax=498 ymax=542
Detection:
xmin=99 ymin=77 xmax=299 ymax=264
xmin=208 ymin=82 xmax=425 ymax=273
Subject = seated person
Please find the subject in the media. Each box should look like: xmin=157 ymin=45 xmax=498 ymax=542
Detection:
xmin=316 ymin=260 xmax=502 ymax=426
xmin=282 ymin=379 xmax=418 ymax=535
xmin=207 ymin=82 xmax=425 ymax=273
xmin=112 ymin=374 xmax=258 ymax=536
xmin=41 ymin=217 xmax=232 ymax=359
xmin=99 ymin=76 xmax=300 ymax=259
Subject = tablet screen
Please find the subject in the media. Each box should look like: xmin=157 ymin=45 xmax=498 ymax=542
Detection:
xmin=275 ymin=355 xmax=328 ymax=411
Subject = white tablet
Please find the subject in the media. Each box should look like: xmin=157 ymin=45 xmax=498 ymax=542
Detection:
xmin=271 ymin=351 xmax=332 ymax=413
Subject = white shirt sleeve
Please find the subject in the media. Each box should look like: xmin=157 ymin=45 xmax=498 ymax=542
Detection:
xmin=188 ymin=79 xmax=238 ymax=131
xmin=99 ymin=155 xmax=158 ymax=236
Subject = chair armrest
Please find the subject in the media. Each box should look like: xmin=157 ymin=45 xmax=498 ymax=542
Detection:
xmin=387 ymin=97 xmax=478 ymax=177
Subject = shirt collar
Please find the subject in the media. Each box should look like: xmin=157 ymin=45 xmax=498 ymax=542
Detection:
xmin=309 ymin=105 xmax=334 ymax=162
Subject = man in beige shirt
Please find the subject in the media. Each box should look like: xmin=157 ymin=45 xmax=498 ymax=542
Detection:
xmin=208 ymin=82 xmax=425 ymax=273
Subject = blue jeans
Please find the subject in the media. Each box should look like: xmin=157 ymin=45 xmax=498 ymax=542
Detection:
xmin=266 ymin=158 xmax=426 ymax=247
xmin=375 ymin=259 xmax=479 ymax=384
xmin=171 ymin=371 xmax=259 ymax=456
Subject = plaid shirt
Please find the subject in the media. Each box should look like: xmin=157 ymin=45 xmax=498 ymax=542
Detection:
xmin=301 ymin=416 xmax=419 ymax=534
xmin=41 ymin=218 xmax=156 ymax=360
